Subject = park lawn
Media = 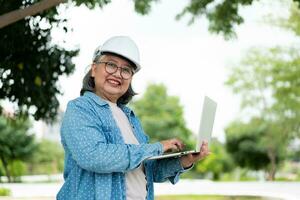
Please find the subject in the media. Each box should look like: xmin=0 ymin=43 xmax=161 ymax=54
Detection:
xmin=155 ymin=195 xmax=272 ymax=200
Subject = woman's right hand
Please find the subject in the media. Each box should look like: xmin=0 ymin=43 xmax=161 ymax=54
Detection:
xmin=160 ymin=138 xmax=185 ymax=153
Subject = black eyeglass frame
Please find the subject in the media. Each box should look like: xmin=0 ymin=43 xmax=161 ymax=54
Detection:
xmin=94 ymin=61 xmax=134 ymax=80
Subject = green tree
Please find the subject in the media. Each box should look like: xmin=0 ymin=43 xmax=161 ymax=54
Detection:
xmin=224 ymin=1 xmax=300 ymax=180
xmin=26 ymin=139 xmax=64 ymax=175
xmin=225 ymin=47 xmax=300 ymax=138
xmin=0 ymin=0 xmax=79 ymax=121
xmin=224 ymin=47 xmax=300 ymax=180
xmin=0 ymin=115 xmax=36 ymax=182
xmin=7 ymin=160 xmax=27 ymax=182
xmin=0 ymin=161 xmax=4 ymax=183
xmin=268 ymin=3 xmax=300 ymax=138
xmin=176 ymin=0 xmax=300 ymax=39
xmin=195 ymin=139 xmax=234 ymax=180
xmin=131 ymin=83 xmax=194 ymax=148
xmin=272 ymin=0 xmax=300 ymax=37
xmin=225 ymin=118 xmax=286 ymax=180
xmin=224 ymin=2 xmax=300 ymax=132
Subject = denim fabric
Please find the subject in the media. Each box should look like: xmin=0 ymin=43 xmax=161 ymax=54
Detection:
xmin=57 ymin=91 xmax=186 ymax=200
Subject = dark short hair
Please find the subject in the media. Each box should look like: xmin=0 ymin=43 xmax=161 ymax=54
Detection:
xmin=80 ymin=69 xmax=137 ymax=105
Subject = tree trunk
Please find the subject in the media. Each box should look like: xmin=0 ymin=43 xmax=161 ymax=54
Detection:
xmin=266 ymin=149 xmax=276 ymax=181
xmin=0 ymin=157 xmax=11 ymax=183
xmin=0 ymin=0 xmax=66 ymax=29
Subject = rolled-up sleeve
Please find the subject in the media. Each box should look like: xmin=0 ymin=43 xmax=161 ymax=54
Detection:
xmin=146 ymin=157 xmax=192 ymax=184
xmin=61 ymin=101 xmax=163 ymax=174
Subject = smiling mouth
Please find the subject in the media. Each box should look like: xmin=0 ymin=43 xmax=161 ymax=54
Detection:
xmin=107 ymin=79 xmax=121 ymax=86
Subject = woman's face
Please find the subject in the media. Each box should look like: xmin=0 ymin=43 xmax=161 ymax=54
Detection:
xmin=91 ymin=54 xmax=134 ymax=103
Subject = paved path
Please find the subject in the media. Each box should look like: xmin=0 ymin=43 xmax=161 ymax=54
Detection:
xmin=0 ymin=183 xmax=61 ymax=199
xmin=155 ymin=180 xmax=300 ymax=200
xmin=1 ymin=180 xmax=300 ymax=200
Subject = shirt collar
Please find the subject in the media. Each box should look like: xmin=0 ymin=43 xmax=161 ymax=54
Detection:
xmin=83 ymin=91 xmax=135 ymax=116
xmin=83 ymin=91 xmax=108 ymax=106
xmin=119 ymin=104 xmax=134 ymax=116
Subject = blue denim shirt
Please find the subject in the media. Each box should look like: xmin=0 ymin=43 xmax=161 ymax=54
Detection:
xmin=57 ymin=91 xmax=186 ymax=200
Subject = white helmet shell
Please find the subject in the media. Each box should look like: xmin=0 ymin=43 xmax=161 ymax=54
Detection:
xmin=93 ymin=36 xmax=141 ymax=72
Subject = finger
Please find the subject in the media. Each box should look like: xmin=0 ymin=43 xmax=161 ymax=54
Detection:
xmin=201 ymin=142 xmax=209 ymax=151
xmin=173 ymin=139 xmax=184 ymax=150
xmin=198 ymin=141 xmax=207 ymax=151
xmin=202 ymin=140 xmax=208 ymax=145
xmin=194 ymin=149 xmax=210 ymax=160
xmin=201 ymin=141 xmax=208 ymax=149
xmin=201 ymin=145 xmax=208 ymax=153
xmin=176 ymin=141 xmax=185 ymax=150
xmin=171 ymin=143 xmax=179 ymax=151
xmin=200 ymin=149 xmax=210 ymax=158
xmin=183 ymin=153 xmax=195 ymax=162
xmin=201 ymin=141 xmax=208 ymax=148
xmin=200 ymin=144 xmax=209 ymax=152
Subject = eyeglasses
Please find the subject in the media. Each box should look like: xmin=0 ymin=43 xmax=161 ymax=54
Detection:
xmin=95 ymin=61 xmax=134 ymax=80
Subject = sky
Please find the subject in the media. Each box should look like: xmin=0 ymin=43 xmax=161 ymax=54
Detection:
xmin=50 ymin=0 xmax=296 ymax=142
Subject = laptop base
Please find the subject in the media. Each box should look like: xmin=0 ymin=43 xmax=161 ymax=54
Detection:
xmin=146 ymin=150 xmax=199 ymax=160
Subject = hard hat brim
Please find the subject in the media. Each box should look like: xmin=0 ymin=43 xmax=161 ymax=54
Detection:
xmin=101 ymin=51 xmax=140 ymax=72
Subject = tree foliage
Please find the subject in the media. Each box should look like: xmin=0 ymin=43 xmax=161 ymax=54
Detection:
xmin=174 ymin=0 xmax=300 ymax=39
xmin=3 ymin=0 xmax=300 ymax=38
xmin=26 ymin=139 xmax=64 ymax=175
xmin=0 ymin=0 xmax=79 ymax=121
xmin=195 ymin=139 xmax=234 ymax=180
xmin=276 ymin=0 xmax=300 ymax=37
xmin=226 ymin=120 xmax=269 ymax=171
xmin=0 ymin=115 xmax=36 ymax=182
xmin=131 ymin=83 xmax=194 ymax=148
xmin=225 ymin=118 xmax=287 ymax=180
xmin=224 ymin=46 xmax=300 ymax=180
xmin=134 ymin=0 xmax=300 ymax=39
xmin=224 ymin=1 xmax=300 ymax=180
xmin=225 ymin=47 xmax=300 ymax=138
xmin=6 ymin=160 xmax=27 ymax=182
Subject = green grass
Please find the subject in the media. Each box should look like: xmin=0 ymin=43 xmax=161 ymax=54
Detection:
xmin=155 ymin=195 xmax=280 ymax=200
xmin=0 ymin=188 xmax=11 ymax=196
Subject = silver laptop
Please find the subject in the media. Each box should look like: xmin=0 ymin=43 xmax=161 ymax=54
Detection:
xmin=146 ymin=96 xmax=217 ymax=160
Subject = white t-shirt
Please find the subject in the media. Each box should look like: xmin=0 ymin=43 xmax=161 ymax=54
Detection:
xmin=107 ymin=101 xmax=147 ymax=200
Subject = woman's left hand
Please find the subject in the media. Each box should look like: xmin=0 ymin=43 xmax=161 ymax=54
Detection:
xmin=180 ymin=141 xmax=210 ymax=168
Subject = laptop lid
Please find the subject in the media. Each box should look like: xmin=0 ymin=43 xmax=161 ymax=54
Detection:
xmin=195 ymin=96 xmax=217 ymax=151
xmin=146 ymin=96 xmax=217 ymax=160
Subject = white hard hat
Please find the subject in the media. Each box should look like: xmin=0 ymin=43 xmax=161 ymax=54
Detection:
xmin=93 ymin=36 xmax=141 ymax=72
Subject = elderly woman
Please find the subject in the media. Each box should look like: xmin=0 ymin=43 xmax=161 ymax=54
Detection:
xmin=57 ymin=36 xmax=210 ymax=200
